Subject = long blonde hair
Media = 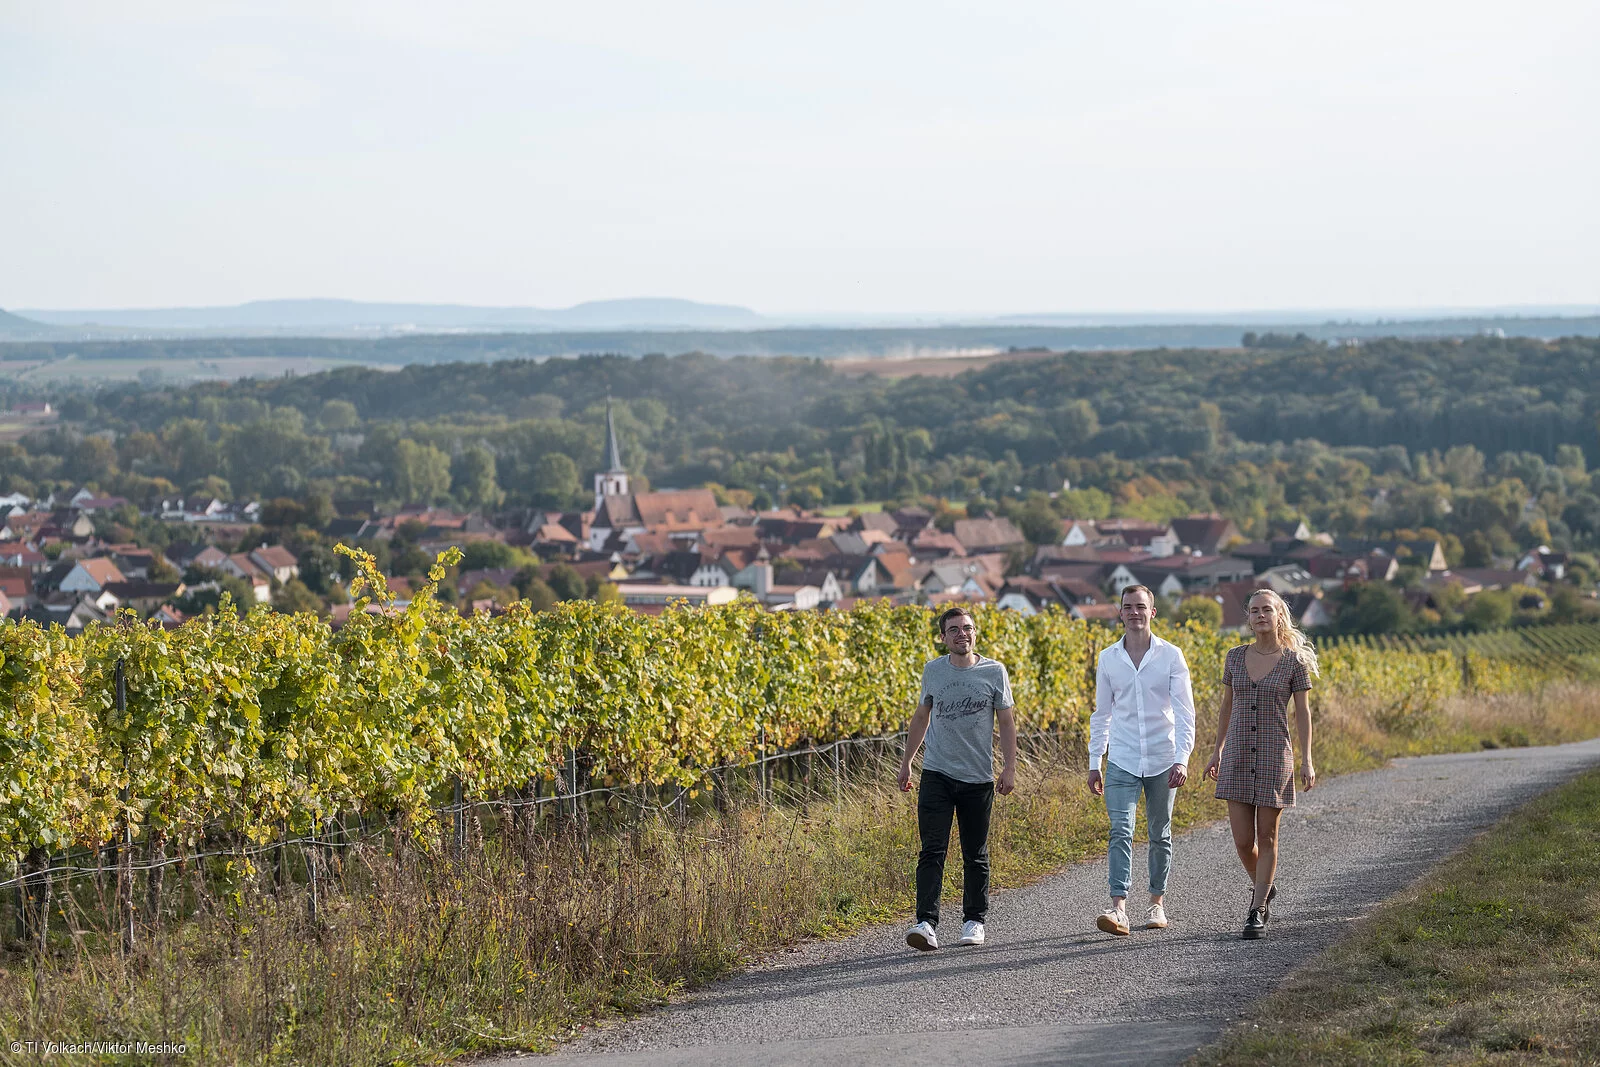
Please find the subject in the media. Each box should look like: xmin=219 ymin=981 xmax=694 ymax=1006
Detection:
xmin=1245 ymin=588 xmax=1320 ymax=677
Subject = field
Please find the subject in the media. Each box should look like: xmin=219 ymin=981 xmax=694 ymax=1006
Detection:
xmin=0 ymin=353 xmax=386 ymax=384
xmin=0 ymin=410 xmax=59 ymax=442
xmin=830 ymin=346 xmax=1093 ymax=379
xmin=1319 ymin=622 xmax=1600 ymax=682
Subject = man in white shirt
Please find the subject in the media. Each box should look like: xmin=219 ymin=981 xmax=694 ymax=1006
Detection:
xmin=1088 ymin=584 xmax=1197 ymax=935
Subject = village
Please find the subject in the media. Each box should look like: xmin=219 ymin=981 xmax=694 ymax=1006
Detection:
xmin=0 ymin=403 xmax=1569 ymax=635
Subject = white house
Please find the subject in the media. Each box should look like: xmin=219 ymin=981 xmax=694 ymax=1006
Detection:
xmin=1059 ymin=519 xmax=1095 ymax=546
xmin=1104 ymin=563 xmax=1141 ymax=596
xmin=614 ymin=583 xmax=738 ymax=608
xmin=766 ymin=584 xmax=823 ymax=611
xmin=249 ymin=545 xmax=301 ymax=584
xmin=220 ymin=554 xmax=273 ymax=602
xmin=688 ymin=556 xmax=738 ymax=587
xmin=58 ymin=558 xmax=126 ymax=594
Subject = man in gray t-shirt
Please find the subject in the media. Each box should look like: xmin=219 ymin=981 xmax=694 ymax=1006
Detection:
xmin=897 ymin=605 xmax=1018 ymax=952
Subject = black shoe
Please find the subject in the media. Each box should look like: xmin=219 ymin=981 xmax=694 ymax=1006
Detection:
xmin=1242 ymin=907 xmax=1267 ymax=940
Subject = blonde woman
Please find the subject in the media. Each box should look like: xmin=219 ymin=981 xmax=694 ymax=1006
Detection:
xmin=1202 ymin=588 xmax=1317 ymax=939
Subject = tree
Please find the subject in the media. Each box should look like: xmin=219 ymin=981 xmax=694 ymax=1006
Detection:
xmin=187 ymin=474 xmax=233 ymax=500
xmin=390 ymin=439 xmax=451 ymax=504
xmin=546 ymin=564 xmax=586 ymax=602
xmin=531 ymin=453 xmax=581 ymax=508
xmin=1463 ymin=590 xmax=1514 ymax=631
xmin=298 ymin=544 xmax=342 ymax=595
xmin=66 ymin=436 xmax=119 ymax=485
xmin=1555 ymin=444 xmax=1587 ymax=478
xmin=1053 ymin=399 xmax=1100 ymax=451
xmin=1548 ymin=584 xmax=1584 ymax=624
xmin=789 ymin=484 xmax=824 ymax=510
xmin=1336 ymin=581 xmax=1412 ymax=634
xmin=261 ymin=497 xmax=307 ymax=529
xmin=458 ymin=540 xmax=521 ymax=571
xmin=273 ymin=579 xmax=324 ymax=616
xmin=1461 ymin=531 xmax=1494 ymax=568
xmin=222 ymin=409 xmax=331 ymax=497
xmin=1014 ymin=496 xmax=1062 ymax=546
xmin=318 ymin=399 xmax=360 ymax=431
xmin=452 ymin=445 xmax=505 ymax=512
xmin=1174 ymin=596 xmax=1223 ymax=628
xmin=176 ymin=571 xmax=259 ymax=615
xmin=390 ymin=544 xmax=431 ymax=578
xmin=1440 ymin=445 xmax=1485 ymax=488
xmin=521 ymin=576 xmax=558 ymax=611
xmin=1054 ymin=487 xmax=1112 ymax=520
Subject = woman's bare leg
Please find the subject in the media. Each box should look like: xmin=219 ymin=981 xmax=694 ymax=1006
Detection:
xmin=1251 ymin=805 xmax=1284 ymax=909
xmin=1226 ymin=801 xmax=1258 ymax=883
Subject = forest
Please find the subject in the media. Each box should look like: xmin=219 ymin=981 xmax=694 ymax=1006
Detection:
xmin=1 ymin=335 xmax=1598 ymax=559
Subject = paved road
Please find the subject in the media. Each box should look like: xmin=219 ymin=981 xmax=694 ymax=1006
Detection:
xmin=497 ymin=738 xmax=1600 ymax=1067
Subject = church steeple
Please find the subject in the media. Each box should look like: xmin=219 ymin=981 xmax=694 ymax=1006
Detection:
xmin=593 ymin=396 xmax=631 ymax=511
xmin=604 ymin=396 xmax=626 ymax=474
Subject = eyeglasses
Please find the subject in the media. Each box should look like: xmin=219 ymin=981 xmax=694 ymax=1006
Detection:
xmin=945 ymin=625 xmax=976 ymax=635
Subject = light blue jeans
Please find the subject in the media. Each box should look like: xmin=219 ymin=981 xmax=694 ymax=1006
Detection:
xmin=1105 ymin=762 xmax=1176 ymax=898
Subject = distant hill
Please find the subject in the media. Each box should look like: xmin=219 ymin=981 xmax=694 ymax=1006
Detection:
xmin=17 ymin=297 xmax=768 ymax=332
xmin=4 ymin=317 xmax=1598 ymax=373
xmin=0 ymin=307 xmax=58 ymax=339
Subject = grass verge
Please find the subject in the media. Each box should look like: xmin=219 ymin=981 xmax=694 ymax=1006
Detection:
xmin=1190 ymin=762 xmax=1600 ymax=1066
xmin=3 ymin=684 xmax=1599 ymax=1065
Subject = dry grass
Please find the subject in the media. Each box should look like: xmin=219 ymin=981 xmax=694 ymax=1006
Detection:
xmin=1308 ymin=682 xmax=1600 ymax=776
xmin=4 ymin=687 xmax=1599 ymax=1066
xmin=0 ymin=742 xmax=1148 ymax=1066
xmin=1190 ymin=764 xmax=1600 ymax=1066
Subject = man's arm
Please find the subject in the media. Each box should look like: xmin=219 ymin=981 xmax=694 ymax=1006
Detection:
xmin=1087 ymin=655 xmax=1111 ymax=796
xmin=1169 ymin=650 xmax=1197 ymax=788
xmin=898 ymin=697 xmax=933 ymax=792
xmin=996 ymin=705 xmax=1018 ymax=796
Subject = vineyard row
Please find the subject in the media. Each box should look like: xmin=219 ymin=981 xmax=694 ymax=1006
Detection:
xmin=2 ymin=549 xmax=1575 ymax=861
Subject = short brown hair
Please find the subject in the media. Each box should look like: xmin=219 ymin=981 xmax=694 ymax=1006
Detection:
xmin=1120 ymin=584 xmax=1155 ymax=605
xmin=937 ymin=605 xmax=976 ymax=634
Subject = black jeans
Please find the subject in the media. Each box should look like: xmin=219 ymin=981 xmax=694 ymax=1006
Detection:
xmin=915 ymin=769 xmax=994 ymax=927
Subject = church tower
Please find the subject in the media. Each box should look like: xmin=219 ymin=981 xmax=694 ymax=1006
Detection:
xmin=593 ymin=397 xmax=630 ymax=510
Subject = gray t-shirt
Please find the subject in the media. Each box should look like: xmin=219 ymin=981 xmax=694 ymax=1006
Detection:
xmin=918 ymin=654 xmax=1015 ymax=784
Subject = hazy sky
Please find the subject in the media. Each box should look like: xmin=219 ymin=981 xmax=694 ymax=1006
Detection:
xmin=2 ymin=1 xmax=1596 ymax=315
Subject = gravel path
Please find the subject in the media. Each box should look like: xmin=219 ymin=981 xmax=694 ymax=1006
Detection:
xmin=495 ymin=737 xmax=1600 ymax=1067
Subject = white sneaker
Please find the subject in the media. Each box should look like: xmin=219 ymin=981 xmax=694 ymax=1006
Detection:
xmin=1146 ymin=903 xmax=1168 ymax=929
xmin=1096 ymin=902 xmax=1130 ymax=936
xmin=958 ymin=920 xmax=985 ymax=946
xmin=905 ymin=920 xmax=939 ymax=951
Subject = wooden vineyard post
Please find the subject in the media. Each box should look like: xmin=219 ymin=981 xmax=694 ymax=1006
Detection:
xmin=452 ymin=776 xmax=465 ymax=860
xmin=116 ymin=657 xmax=135 ymax=954
xmin=307 ymin=816 xmax=320 ymax=926
xmin=758 ymin=724 xmax=768 ymax=807
xmin=833 ymin=741 xmax=843 ymax=816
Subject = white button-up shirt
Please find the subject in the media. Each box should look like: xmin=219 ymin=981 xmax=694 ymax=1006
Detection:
xmin=1090 ymin=633 xmax=1197 ymax=778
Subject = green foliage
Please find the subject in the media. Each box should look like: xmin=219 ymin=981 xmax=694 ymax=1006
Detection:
xmin=1174 ymin=595 xmax=1224 ymax=628
xmin=273 ymin=578 xmax=324 ymax=615
xmin=390 ymin=439 xmax=451 ymax=504
xmin=530 ymin=452 xmax=580 ymax=507
xmin=545 ymin=564 xmax=586 ymax=602
xmin=451 ymin=444 xmax=505 ymax=511
xmin=457 ymin=539 xmax=524 ymax=571
xmin=4 ymin=558 xmax=1586 ymax=861
xmin=1464 ymin=589 xmax=1515 ymax=631
xmin=1334 ymin=581 xmax=1414 ymax=634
